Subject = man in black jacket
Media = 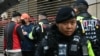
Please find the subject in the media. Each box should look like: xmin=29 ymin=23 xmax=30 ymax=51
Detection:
xmin=4 ymin=11 xmax=24 ymax=56
xmin=71 ymin=0 xmax=100 ymax=56
xmin=35 ymin=6 xmax=95 ymax=56
xmin=29 ymin=12 xmax=50 ymax=44
xmin=71 ymin=0 xmax=97 ymax=20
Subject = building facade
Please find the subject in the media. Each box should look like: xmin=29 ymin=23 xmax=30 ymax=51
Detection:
xmin=6 ymin=0 xmax=74 ymax=18
xmin=3 ymin=0 xmax=100 ymax=19
xmin=87 ymin=0 xmax=100 ymax=19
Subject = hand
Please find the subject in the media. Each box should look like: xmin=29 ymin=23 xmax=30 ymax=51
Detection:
xmin=23 ymin=31 xmax=28 ymax=35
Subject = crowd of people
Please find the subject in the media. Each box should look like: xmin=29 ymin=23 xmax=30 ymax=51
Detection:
xmin=3 ymin=0 xmax=100 ymax=56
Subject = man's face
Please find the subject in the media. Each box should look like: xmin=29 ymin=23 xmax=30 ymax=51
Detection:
xmin=56 ymin=18 xmax=77 ymax=36
xmin=24 ymin=18 xmax=29 ymax=23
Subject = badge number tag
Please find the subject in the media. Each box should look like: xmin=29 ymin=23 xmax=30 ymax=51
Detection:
xmin=58 ymin=44 xmax=67 ymax=56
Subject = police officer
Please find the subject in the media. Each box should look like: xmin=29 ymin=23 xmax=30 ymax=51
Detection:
xmin=71 ymin=0 xmax=97 ymax=20
xmin=71 ymin=0 xmax=100 ymax=56
xmin=29 ymin=12 xmax=50 ymax=43
xmin=35 ymin=6 xmax=95 ymax=56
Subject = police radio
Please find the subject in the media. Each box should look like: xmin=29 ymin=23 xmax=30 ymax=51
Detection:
xmin=69 ymin=35 xmax=80 ymax=55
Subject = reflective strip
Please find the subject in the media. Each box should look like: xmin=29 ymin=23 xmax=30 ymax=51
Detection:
xmin=77 ymin=16 xmax=97 ymax=21
xmin=87 ymin=40 xmax=95 ymax=56
xmin=39 ymin=22 xmax=44 ymax=32
xmin=28 ymin=26 xmax=35 ymax=40
xmin=79 ymin=20 xmax=85 ymax=33
xmin=92 ymin=16 xmax=97 ymax=19
xmin=77 ymin=16 xmax=84 ymax=21
xmin=5 ymin=49 xmax=21 ymax=52
xmin=29 ymin=31 xmax=34 ymax=40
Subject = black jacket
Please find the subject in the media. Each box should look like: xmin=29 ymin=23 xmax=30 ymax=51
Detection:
xmin=77 ymin=11 xmax=91 ymax=18
xmin=35 ymin=25 xmax=85 ymax=56
xmin=32 ymin=19 xmax=50 ymax=43
xmin=4 ymin=21 xmax=24 ymax=50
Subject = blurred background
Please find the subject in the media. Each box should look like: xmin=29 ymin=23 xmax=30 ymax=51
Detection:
xmin=0 ymin=0 xmax=100 ymax=55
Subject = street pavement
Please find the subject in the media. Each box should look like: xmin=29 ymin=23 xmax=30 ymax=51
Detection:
xmin=0 ymin=53 xmax=3 ymax=56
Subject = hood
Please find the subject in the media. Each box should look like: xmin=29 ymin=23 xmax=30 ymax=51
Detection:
xmin=78 ymin=11 xmax=91 ymax=18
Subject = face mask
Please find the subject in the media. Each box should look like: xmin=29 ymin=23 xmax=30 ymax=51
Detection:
xmin=21 ymin=19 xmax=26 ymax=25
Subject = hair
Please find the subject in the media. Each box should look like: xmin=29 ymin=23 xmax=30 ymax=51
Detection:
xmin=12 ymin=11 xmax=21 ymax=17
